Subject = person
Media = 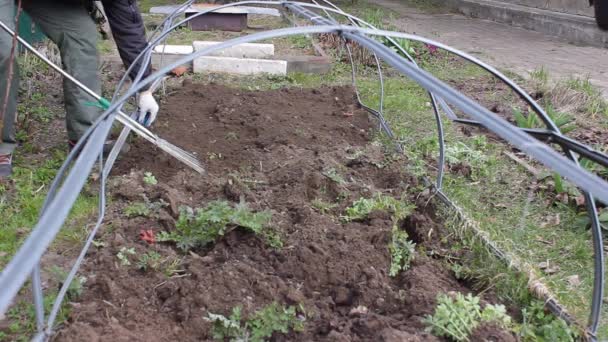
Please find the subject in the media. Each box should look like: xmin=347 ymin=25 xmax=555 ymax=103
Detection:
xmin=0 ymin=0 xmax=159 ymax=177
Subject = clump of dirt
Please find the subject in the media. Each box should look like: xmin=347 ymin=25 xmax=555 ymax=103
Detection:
xmin=56 ymin=83 xmax=511 ymax=341
xmin=471 ymin=323 xmax=517 ymax=342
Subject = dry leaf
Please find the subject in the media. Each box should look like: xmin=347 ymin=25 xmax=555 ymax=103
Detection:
xmin=171 ymin=66 xmax=189 ymax=76
xmin=139 ymin=229 xmax=156 ymax=244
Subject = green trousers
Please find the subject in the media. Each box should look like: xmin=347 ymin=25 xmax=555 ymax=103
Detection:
xmin=0 ymin=0 xmax=101 ymax=154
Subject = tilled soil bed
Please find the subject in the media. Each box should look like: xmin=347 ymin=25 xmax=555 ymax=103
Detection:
xmin=56 ymin=83 xmax=513 ymax=341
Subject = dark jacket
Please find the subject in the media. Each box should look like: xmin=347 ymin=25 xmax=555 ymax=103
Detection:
xmin=100 ymin=0 xmax=152 ymax=83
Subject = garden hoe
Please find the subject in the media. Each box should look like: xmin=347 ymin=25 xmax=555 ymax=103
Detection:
xmin=0 ymin=19 xmax=206 ymax=175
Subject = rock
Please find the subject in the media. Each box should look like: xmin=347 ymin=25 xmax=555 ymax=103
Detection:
xmin=285 ymin=288 xmax=305 ymax=305
xmin=200 ymin=255 xmax=214 ymax=264
xmin=163 ymin=188 xmax=182 ymax=218
xmin=348 ymin=305 xmax=368 ymax=317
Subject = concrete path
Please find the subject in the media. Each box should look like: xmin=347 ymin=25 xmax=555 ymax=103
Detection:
xmin=370 ymin=0 xmax=608 ymax=97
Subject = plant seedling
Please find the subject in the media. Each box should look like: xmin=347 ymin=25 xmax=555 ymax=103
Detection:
xmin=389 ymin=228 xmax=416 ymax=277
xmin=137 ymin=251 xmax=162 ymax=271
xmin=116 ymin=247 xmax=136 ymax=266
xmin=424 ymin=293 xmax=512 ymax=341
xmin=322 ymin=168 xmax=346 ymax=185
xmin=49 ymin=266 xmax=86 ymax=300
xmin=206 ymin=302 xmax=305 ymax=342
xmin=143 ymin=172 xmax=158 ymax=185
xmin=311 ymin=198 xmax=337 ymax=215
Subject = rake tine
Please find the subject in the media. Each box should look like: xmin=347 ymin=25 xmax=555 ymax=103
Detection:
xmin=104 ymin=78 xmax=168 ymax=177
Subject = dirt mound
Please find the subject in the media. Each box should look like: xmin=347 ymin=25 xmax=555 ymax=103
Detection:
xmin=56 ymin=83 xmax=510 ymax=341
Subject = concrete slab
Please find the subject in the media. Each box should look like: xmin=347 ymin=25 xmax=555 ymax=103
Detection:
xmin=193 ymin=41 xmax=274 ymax=59
xmin=150 ymin=4 xmax=281 ymax=16
xmin=152 ymin=45 xmax=193 ymax=70
xmin=276 ymin=55 xmax=332 ymax=74
xmin=193 ymin=56 xmax=287 ymax=75
xmin=154 ymin=45 xmax=193 ymax=54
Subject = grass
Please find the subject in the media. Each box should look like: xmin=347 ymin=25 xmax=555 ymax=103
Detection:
xmin=528 ymin=67 xmax=608 ymax=121
xmin=0 ymin=150 xmax=98 ymax=267
xmin=1 ymin=53 xmax=99 ymax=339
xmin=0 ymin=148 xmax=98 ymax=339
xmin=137 ymin=0 xmax=181 ymax=13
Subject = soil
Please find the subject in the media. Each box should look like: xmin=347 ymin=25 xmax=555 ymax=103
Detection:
xmin=55 ymin=83 xmax=514 ymax=341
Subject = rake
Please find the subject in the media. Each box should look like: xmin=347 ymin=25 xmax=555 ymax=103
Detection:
xmin=0 ymin=20 xmax=205 ymax=174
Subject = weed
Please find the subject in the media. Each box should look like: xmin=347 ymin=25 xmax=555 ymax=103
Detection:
xmin=135 ymin=250 xmax=181 ymax=276
xmin=451 ymin=263 xmax=469 ymax=281
xmin=124 ymin=201 xmax=151 ymax=218
xmin=207 ymin=152 xmax=224 ymax=160
xmin=123 ymin=196 xmax=167 ymax=218
xmin=287 ymin=35 xmax=312 ymax=49
xmin=445 ymin=141 xmax=491 ymax=179
xmin=424 ymin=293 xmax=512 ymax=341
xmin=322 ymin=168 xmax=346 ymax=185
xmin=92 ymin=240 xmax=106 ymax=248
xmin=49 ymin=266 xmax=86 ymax=300
xmin=528 ymin=67 xmax=549 ymax=94
xmin=225 ymin=132 xmax=239 ymax=141
xmin=553 ymin=172 xmax=565 ymax=194
xmin=445 ymin=142 xmax=488 ymax=166
xmin=512 ymin=106 xmax=575 ymax=134
xmin=157 ymin=200 xmax=280 ymax=251
xmin=137 ymin=251 xmax=163 ymax=271
xmin=143 ymin=172 xmax=158 ymax=185
xmin=207 ymin=306 xmax=244 ymax=340
xmin=116 ymin=247 xmax=136 ymax=266
xmin=310 ymin=198 xmax=337 ymax=215
xmin=343 ymin=193 xmax=414 ymax=222
xmin=515 ymin=301 xmax=578 ymax=341
xmin=248 ymin=303 xmax=305 ymax=341
xmin=388 ymin=228 xmax=416 ymax=276
xmin=206 ymin=302 xmax=304 ymax=342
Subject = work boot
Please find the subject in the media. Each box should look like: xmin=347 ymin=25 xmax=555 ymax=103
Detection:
xmin=0 ymin=153 xmax=13 ymax=178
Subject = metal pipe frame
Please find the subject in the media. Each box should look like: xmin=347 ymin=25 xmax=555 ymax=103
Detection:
xmin=0 ymin=1 xmax=606 ymax=340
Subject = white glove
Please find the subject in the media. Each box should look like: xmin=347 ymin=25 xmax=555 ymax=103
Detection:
xmin=137 ymin=91 xmax=159 ymax=127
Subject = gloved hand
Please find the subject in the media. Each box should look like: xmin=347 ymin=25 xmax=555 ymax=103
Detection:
xmin=137 ymin=91 xmax=159 ymax=127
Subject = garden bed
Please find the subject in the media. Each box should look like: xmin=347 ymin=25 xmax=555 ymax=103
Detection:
xmin=55 ymin=83 xmax=514 ymax=341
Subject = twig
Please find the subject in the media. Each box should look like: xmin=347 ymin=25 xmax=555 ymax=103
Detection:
xmin=0 ymin=0 xmax=22 ymax=125
xmin=503 ymin=151 xmax=541 ymax=178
